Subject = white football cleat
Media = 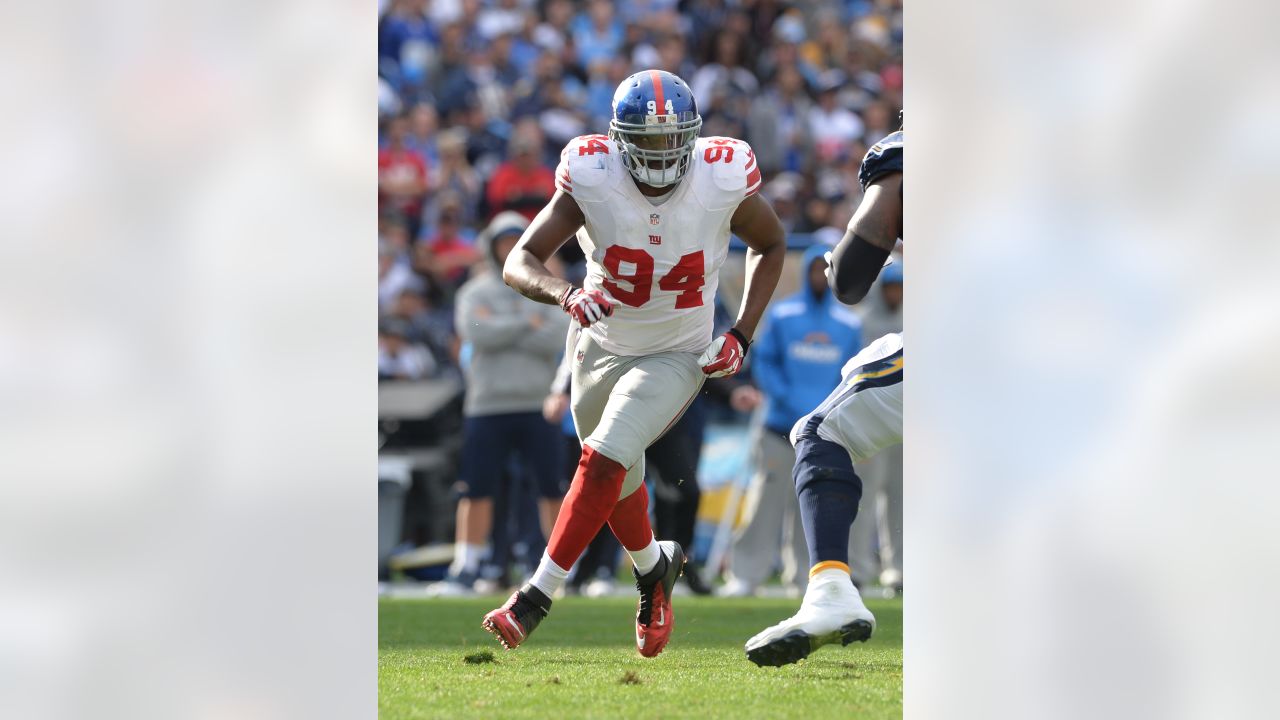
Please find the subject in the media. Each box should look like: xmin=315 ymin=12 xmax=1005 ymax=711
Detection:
xmin=584 ymin=577 xmax=618 ymax=598
xmin=744 ymin=568 xmax=875 ymax=667
xmin=715 ymin=577 xmax=756 ymax=598
xmin=423 ymin=578 xmax=477 ymax=598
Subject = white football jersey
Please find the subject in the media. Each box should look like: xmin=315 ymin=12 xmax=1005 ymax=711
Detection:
xmin=555 ymin=134 xmax=763 ymax=356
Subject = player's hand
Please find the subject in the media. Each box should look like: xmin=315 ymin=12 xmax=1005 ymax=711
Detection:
xmin=559 ymin=286 xmax=614 ymax=328
xmin=542 ymin=392 xmax=570 ymax=424
xmin=729 ymin=385 xmax=763 ymax=412
xmin=698 ymin=328 xmax=750 ymax=378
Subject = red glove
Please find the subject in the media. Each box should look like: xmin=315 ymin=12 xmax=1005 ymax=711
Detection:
xmin=559 ymin=286 xmax=615 ymax=327
xmin=698 ymin=328 xmax=750 ymax=378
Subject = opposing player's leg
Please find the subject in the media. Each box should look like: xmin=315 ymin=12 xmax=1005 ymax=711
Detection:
xmin=745 ymin=433 xmax=876 ymax=666
xmin=746 ymin=335 xmax=902 ymax=667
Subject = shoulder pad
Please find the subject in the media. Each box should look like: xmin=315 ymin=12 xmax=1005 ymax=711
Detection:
xmin=706 ymin=137 xmax=762 ymax=195
xmin=556 ymin=135 xmax=616 ymax=199
xmin=859 ymin=131 xmax=903 ymax=190
xmin=694 ymin=137 xmax=762 ymax=209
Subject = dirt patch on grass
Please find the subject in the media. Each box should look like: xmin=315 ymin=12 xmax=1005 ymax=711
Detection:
xmin=462 ymin=651 xmax=497 ymax=664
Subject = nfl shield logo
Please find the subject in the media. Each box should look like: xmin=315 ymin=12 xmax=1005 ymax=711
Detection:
xmin=649 ymin=213 xmax=660 ymax=225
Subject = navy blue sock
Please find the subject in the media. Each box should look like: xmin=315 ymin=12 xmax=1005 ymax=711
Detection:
xmin=793 ymin=435 xmax=863 ymax=568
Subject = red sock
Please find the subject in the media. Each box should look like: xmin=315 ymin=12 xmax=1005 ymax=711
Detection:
xmin=545 ymin=445 xmax=626 ymax=569
xmin=608 ymin=484 xmax=654 ymax=551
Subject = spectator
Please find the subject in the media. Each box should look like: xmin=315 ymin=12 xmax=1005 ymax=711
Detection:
xmin=379 ymin=238 xmax=419 ymax=312
xmin=748 ymin=63 xmax=816 ymax=175
xmin=484 ymin=123 xmax=555 ymax=221
xmin=379 ymin=0 xmax=439 ymax=88
xmin=413 ymin=194 xmax=480 ymax=297
xmin=860 ymin=100 xmax=896 ymax=149
xmin=389 ymin=288 xmax=458 ymax=371
xmin=756 ymin=18 xmax=819 ymax=87
xmin=429 ymin=211 xmax=568 ymax=595
xmin=655 ymin=33 xmax=696 ymax=81
xmin=424 ymin=129 xmax=482 ymax=230
xmin=379 ymin=318 xmax=438 ymax=380
xmin=572 ymin=0 xmax=624 ymax=70
xmin=379 ymin=214 xmax=414 ymax=258
xmin=762 ymin=173 xmax=804 ymax=234
xmin=809 ymin=71 xmax=865 ymax=164
xmin=796 ymin=195 xmax=835 ymax=234
xmin=538 ymin=79 xmax=588 ymax=151
xmin=691 ymin=30 xmax=759 ymax=118
xmin=721 ymin=245 xmax=863 ymax=596
xmin=404 ymin=102 xmax=441 ymax=169
xmin=379 ymin=115 xmax=429 ymax=231
xmin=429 ymin=22 xmax=479 ymax=118
xmin=583 ymin=58 xmax=632 ymax=132
xmin=477 ymin=0 xmax=525 ymax=40
xmin=532 ymin=0 xmax=575 ymax=57
xmin=462 ymin=100 xmax=508 ymax=180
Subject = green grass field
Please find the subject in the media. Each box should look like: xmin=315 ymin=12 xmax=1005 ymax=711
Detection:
xmin=380 ymin=594 xmax=902 ymax=719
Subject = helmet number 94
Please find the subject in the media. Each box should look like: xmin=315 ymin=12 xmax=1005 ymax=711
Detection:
xmin=647 ymin=99 xmax=675 ymax=115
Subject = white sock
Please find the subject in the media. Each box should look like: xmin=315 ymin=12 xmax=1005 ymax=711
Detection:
xmin=450 ymin=542 xmax=488 ymax=576
xmin=627 ymin=538 xmax=661 ymax=576
xmin=528 ymin=552 xmax=570 ymax=598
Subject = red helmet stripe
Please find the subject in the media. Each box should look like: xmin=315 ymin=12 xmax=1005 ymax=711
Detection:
xmin=648 ymin=70 xmax=666 ymax=114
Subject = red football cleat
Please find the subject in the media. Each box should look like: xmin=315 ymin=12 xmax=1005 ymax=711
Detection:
xmin=481 ymin=585 xmax=551 ymax=650
xmin=633 ymin=541 xmax=685 ymax=658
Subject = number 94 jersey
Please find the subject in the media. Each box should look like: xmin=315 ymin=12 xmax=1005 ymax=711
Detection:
xmin=556 ymin=134 xmax=763 ymax=356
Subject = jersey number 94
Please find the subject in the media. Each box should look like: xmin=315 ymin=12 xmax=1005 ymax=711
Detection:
xmin=603 ymin=247 xmax=705 ymax=310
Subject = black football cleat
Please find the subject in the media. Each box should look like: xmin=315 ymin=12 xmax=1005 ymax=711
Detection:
xmin=634 ymin=540 xmax=685 ymax=657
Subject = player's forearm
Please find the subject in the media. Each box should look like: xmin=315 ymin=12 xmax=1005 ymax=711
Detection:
xmin=503 ymin=248 xmax=572 ymax=306
xmin=828 ymin=232 xmax=891 ymax=306
xmin=733 ymin=243 xmax=785 ymax=341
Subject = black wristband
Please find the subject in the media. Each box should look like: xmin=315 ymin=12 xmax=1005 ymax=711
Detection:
xmin=727 ymin=327 xmax=751 ymax=351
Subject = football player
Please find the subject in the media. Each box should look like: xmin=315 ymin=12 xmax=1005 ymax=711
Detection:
xmin=745 ymin=124 xmax=903 ymax=667
xmin=482 ymin=69 xmax=786 ymax=657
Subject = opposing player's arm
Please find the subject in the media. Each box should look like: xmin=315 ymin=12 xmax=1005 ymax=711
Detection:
xmin=828 ymin=172 xmax=901 ymax=305
xmin=502 ymin=190 xmax=584 ymax=305
xmin=728 ymin=192 xmax=787 ymax=342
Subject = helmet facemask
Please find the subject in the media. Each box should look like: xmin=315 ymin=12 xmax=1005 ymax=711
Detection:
xmin=609 ymin=111 xmax=701 ymax=188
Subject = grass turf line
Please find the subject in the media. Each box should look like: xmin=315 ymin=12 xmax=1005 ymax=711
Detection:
xmin=380 ymin=595 xmax=902 ymax=720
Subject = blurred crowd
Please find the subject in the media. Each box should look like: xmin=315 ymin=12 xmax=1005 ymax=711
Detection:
xmin=378 ymin=0 xmax=903 ymax=596
xmin=378 ymin=0 xmax=902 ymax=377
